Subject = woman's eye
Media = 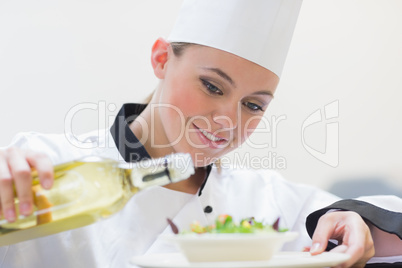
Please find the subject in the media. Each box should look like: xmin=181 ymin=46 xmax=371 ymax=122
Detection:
xmin=243 ymin=101 xmax=264 ymax=112
xmin=202 ymin=80 xmax=223 ymax=95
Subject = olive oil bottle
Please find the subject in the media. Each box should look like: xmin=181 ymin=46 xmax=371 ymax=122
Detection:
xmin=0 ymin=153 xmax=194 ymax=246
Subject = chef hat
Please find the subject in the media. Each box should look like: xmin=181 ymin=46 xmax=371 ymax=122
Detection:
xmin=168 ymin=0 xmax=303 ymax=78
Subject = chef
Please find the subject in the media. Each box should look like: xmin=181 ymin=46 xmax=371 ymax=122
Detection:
xmin=0 ymin=0 xmax=401 ymax=267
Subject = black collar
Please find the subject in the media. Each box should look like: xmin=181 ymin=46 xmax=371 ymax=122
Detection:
xmin=110 ymin=103 xmax=150 ymax=162
xmin=110 ymin=103 xmax=211 ymax=196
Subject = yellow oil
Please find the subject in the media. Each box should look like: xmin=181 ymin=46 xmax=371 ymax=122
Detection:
xmin=0 ymin=161 xmax=137 ymax=246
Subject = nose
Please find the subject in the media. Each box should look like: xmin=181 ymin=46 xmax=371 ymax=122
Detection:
xmin=212 ymin=101 xmax=240 ymax=130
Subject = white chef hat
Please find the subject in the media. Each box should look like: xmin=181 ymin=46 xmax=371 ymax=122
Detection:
xmin=168 ymin=0 xmax=303 ymax=78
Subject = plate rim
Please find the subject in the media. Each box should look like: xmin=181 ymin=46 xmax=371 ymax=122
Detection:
xmin=130 ymin=251 xmax=351 ymax=268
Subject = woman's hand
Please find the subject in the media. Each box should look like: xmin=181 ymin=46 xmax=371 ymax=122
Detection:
xmin=310 ymin=211 xmax=375 ymax=268
xmin=0 ymin=147 xmax=53 ymax=222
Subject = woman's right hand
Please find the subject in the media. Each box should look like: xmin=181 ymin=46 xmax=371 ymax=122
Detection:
xmin=0 ymin=147 xmax=54 ymax=222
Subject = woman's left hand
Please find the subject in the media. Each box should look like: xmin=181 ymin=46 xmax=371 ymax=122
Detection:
xmin=310 ymin=211 xmax=375 ymax=268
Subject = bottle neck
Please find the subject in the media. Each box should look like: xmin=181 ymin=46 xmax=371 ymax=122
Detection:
xmin=127 ymin=165 xmax=175 ymax=190
xmin=122 ymin=153 xmax=195 ymax=191
xmin=142 ymin=166 xmax=172 ymax=183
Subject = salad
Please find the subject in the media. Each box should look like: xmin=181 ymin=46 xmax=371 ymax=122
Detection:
xmin=182 ymin=214 xmax=288 ymax=234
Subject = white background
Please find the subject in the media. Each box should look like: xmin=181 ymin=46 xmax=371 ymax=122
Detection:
xmin=1 ymin=0 xmax=402 ymax=194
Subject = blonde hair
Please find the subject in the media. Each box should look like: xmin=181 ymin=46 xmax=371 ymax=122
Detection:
xmin=143 ymin=91 xmax=154 ymax=104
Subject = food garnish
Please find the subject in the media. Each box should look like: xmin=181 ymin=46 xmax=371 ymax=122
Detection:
xmin=181 ymin=214 xmax=288 ymax=234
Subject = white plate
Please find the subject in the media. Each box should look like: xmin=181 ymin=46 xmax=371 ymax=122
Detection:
xmin=130 ymin=252 xmax=350 ymax=268
xmin=161 ymin=232 xmax=298 ymax=262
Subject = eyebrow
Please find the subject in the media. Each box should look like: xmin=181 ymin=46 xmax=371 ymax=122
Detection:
xmin=252 ymin=90 xmax=274 ymax=97
xmin=202 ymin=67 xmax=236 ymax=87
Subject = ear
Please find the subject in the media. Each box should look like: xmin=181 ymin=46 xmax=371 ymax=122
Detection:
xmin=151 ymin=38 xmax=170 ymax=79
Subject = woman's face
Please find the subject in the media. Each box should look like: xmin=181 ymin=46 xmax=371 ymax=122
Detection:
xmin=152 ymin=41 xmax=279 ymax=167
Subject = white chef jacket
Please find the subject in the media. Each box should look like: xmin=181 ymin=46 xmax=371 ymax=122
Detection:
xmin=0 ymin=103 xmax=401 ymax=267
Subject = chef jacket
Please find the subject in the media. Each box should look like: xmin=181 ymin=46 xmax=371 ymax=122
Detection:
xmin=0 ymin=103 xmax=401 ymax=268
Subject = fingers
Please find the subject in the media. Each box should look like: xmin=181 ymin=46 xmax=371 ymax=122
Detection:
xmin=333 ymin=220 xmax=374 ymax=268
xmin=0 ymin=148 xmax=54 ymax=222
xmin=310 ymin=212 xmax=336 ymax=255
xmin=0 ymin=151 xmax=16 ymax=221
xmin=26 ymin=152 xmax=54 ymax=189
xmin=330 ymin=244 xmax=348 ymax=253
xmin=311 ymin=211 xmax=375 ymax=268
xmin=6 ymin=148 xmax=34 ymax=217
xmin=330 ymin=245 xmax=357 ymax=268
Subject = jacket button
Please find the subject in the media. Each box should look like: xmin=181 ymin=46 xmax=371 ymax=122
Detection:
xmin=204 ymin=206 xmax=213 ymax=213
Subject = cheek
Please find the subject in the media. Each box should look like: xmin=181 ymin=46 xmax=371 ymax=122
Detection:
xmin=166 ymin=79 xmax=209 ymax=118
xmin=239 ymin=115 xmax=262 ymax=141
xmin=172 ymin=94 xmax=199 ymax=116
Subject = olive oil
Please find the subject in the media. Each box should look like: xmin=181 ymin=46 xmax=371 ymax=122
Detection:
xmin=0 ymin=154 xmax=194 ymax=246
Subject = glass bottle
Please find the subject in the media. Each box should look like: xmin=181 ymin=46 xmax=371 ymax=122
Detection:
xmin=0 ymin=153 xmax=194 ymax=246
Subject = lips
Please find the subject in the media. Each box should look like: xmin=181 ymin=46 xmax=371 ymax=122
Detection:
xmin=198 ymin=128 xmax=225 ymax=142
xmin=193 ymin=124 xmax=229 ymax=148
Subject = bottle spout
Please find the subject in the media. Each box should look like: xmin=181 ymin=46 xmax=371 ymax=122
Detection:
xmin=129 ymin=153 xmax=195 ymax=189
